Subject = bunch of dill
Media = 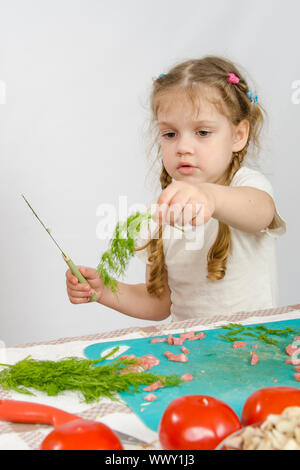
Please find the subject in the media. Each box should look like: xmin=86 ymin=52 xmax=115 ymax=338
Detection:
xmin=0 ymin=353 xmax=181 ymax=404
xmin=96 ymin=211 xmax=152 ymax=293
xmin=97 ymin=210 xmax=185 ymax=293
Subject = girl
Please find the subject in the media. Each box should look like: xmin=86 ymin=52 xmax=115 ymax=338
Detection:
xmin=66 ymin=56 xmax=286 ymax=322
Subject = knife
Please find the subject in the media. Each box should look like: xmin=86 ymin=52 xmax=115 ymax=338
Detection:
xmin=22 ymin=194 xmax=98 ymax=302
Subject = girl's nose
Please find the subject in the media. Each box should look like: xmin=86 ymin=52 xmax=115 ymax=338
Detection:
xmin=176 ymin=135 xmax=194 ymax=155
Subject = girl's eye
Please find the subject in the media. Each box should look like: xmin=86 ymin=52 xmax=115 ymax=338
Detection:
xmin=197 ymin=130 xmax=211 ymax=137
xmin=162 ymin=132 xmax=176 ymax=139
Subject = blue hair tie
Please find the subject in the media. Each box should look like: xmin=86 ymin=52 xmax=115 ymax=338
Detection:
xmin=158 ymin=73 xmax=165 ymax=78
xmin=247 ymin=90 xmax=258 ymax=104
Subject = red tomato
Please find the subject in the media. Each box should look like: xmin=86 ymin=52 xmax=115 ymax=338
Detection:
xmin=40 ymin=419 xmax=123 ymax=450
xmin=158 ymin=395 xmax=242 ymax=450
xmin=241 ymin=386 xmax=300 ymax=426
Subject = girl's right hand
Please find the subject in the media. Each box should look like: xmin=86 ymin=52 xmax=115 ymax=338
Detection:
xmin=66 ymin=266 xmax=103 ymax=304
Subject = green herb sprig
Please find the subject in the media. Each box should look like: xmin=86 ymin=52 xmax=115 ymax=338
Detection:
xmin=217 ymin=323 xmax=298 ymax=347
xmin=97 ymin=211 xmax=184 ymax=293
xmin=0 ymin=353 xmax=181 ymax=403
xmin=97 ymin=212 xmax=150 ymax=293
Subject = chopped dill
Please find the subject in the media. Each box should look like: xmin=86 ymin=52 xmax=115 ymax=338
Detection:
xmin=242 ymin=332 xmax=259 ymax=338
xmin=224 ymin=328 xmax=245 ymax=337
xmin=256 ymin=334 xmax=278 ymax=346
xmin=0 ymin=354 xmax=182 ymax=404
xmin=217 ymin=322 xmax=298 ymax=347
xmin=218 ymin=335 xmax=243 ymax=342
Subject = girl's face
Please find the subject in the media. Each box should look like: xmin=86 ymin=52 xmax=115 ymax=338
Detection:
xmin=157 ymin=86 xmax=249 ymax=185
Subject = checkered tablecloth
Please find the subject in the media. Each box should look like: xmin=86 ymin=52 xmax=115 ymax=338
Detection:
xmin=1 ymin=304 xmax=299 ymax=450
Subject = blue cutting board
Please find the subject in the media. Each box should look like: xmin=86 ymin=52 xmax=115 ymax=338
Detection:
xmin=84 ymin=319 xmax=300 ymax=431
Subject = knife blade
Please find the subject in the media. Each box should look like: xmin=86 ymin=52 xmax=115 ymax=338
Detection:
xmin=21 ymin=194 xmax=98 ymax=302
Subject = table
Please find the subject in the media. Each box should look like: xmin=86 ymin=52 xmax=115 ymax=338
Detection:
xmin=0 ymin=303 xmax=299 ymax=450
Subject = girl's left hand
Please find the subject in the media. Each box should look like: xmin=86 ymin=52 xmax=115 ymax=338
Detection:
xmin=155 ymin=181 xmax=216 ymax=227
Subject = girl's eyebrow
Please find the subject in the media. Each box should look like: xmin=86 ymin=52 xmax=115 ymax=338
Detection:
xmin=158 ymin=120 xmax=218 ymax=127
xmin=193 ymin=120 xmax=218 ymax=126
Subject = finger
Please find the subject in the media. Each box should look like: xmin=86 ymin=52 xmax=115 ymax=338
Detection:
xmin=66 ymin=269 xmax=78 ymax=285
xmin=165 ymin=203 xmax=183 ymax=226
xmin=157 ymin=183 xmax=178 ymax=207
xmin=168 ymin=193 xmax=191 ymax=226
xmin=155 ymin=184 xmax=179 ymax=223
xmin=68 ymin=291 xmax=95 ymax=303
xmin=78 ymin=266 xmax=99 ymax=281
xmin=181 ymin=201 xmax=195 ymax=226
xmin=183 ymin=201 xmax=204 ymax=226
xmin=68 ymin=283 xmax=94 ymax=295
xmin=191 ymin=203 xmax=205 ymax=225
xmin=69 ymin=296 xmax=91 ymax=304
xmin=154 ymin=202 xmax=169 ymax=225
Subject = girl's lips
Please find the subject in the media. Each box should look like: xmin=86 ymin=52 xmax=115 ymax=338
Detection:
xmin=178 ymin=166 xmax=197 ymax=175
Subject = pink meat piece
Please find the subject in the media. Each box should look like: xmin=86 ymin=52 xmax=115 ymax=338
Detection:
xmin=294 ymin=366 xmax=300 ymax=372
xmin=188 ymin=332 xmax=206 ymax=341
xmin=139 ymin=360 xmax=153 ymax=371
xmin=150 ymin=338 xmax=168 ymax=344
xmin=172 ymin=353 xmax=188 ymax=363
xmin=292 ymin=346 xmax=300 ymax=355
xmin=143 ymin=354 xmax=160 ymax=365
xmin=138 ymin=354 xmax=160 ymax=371
xmin=143 ymin=380 xmax=164 ymax=392
xmin=294 ymin=373 xmax=300 ymax=382
xmin=251 ymin=352 xmax=259 ymax=365
xmin=180 ymin=332 xmax=195 ymax=341
xmin=286 ymin=357 xmax=300 ymax=365
xmin=168 ymin=334 xmax=174 ymax=345
xmin=119 ymin=354 xmax=136 ymax=360
xmin=286 ymin=344 xmax=300 ymax=356
xmin=252 ymin=344 xmax=259 ymax=349
xmin=118 ymin=355 xmax=139 ymax=374
xmin=181 ymin=373 xmax=193 ymax=382
xmin=172 ymin=336 xmax=185 ymax=345
xmin=166 ymin=332 xmax=192 ymax=345
xmin=119 ymin=365 xmax=141 ymax=375
xmin=233 ymin=341 xmax=247 ymax=349
xmin=181 ymin=346 xmax=190 ymax=354
xmin=294 ymin=336 xmax=300 ymax=341
xmin=120 ymin=354 xmax=160 ymax=374
xmin=164 ymin=351 xmax=188 ymax=363
xmin=144 ymin=393 xmax=157 ymax=401
xmin=164 ymin=351 xmax=173 ymax=359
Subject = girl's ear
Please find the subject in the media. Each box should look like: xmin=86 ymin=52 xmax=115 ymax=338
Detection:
xmin=232 ymin=119 xmax=250 ymax=152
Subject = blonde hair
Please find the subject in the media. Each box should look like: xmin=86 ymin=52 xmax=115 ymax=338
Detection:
xmin=140 ymin=56 xmax=265 ymax=297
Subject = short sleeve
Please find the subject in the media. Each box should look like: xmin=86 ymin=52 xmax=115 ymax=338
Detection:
xmin=231 ymin=166 xmax=286 ymax=238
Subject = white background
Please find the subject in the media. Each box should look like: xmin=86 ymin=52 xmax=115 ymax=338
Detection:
xmin=0 ymin=0 xmax=299 ymax=346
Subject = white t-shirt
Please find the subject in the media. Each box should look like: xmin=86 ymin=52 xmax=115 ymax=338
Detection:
xmin=135 ymin=166 xmax=286 ymax=322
